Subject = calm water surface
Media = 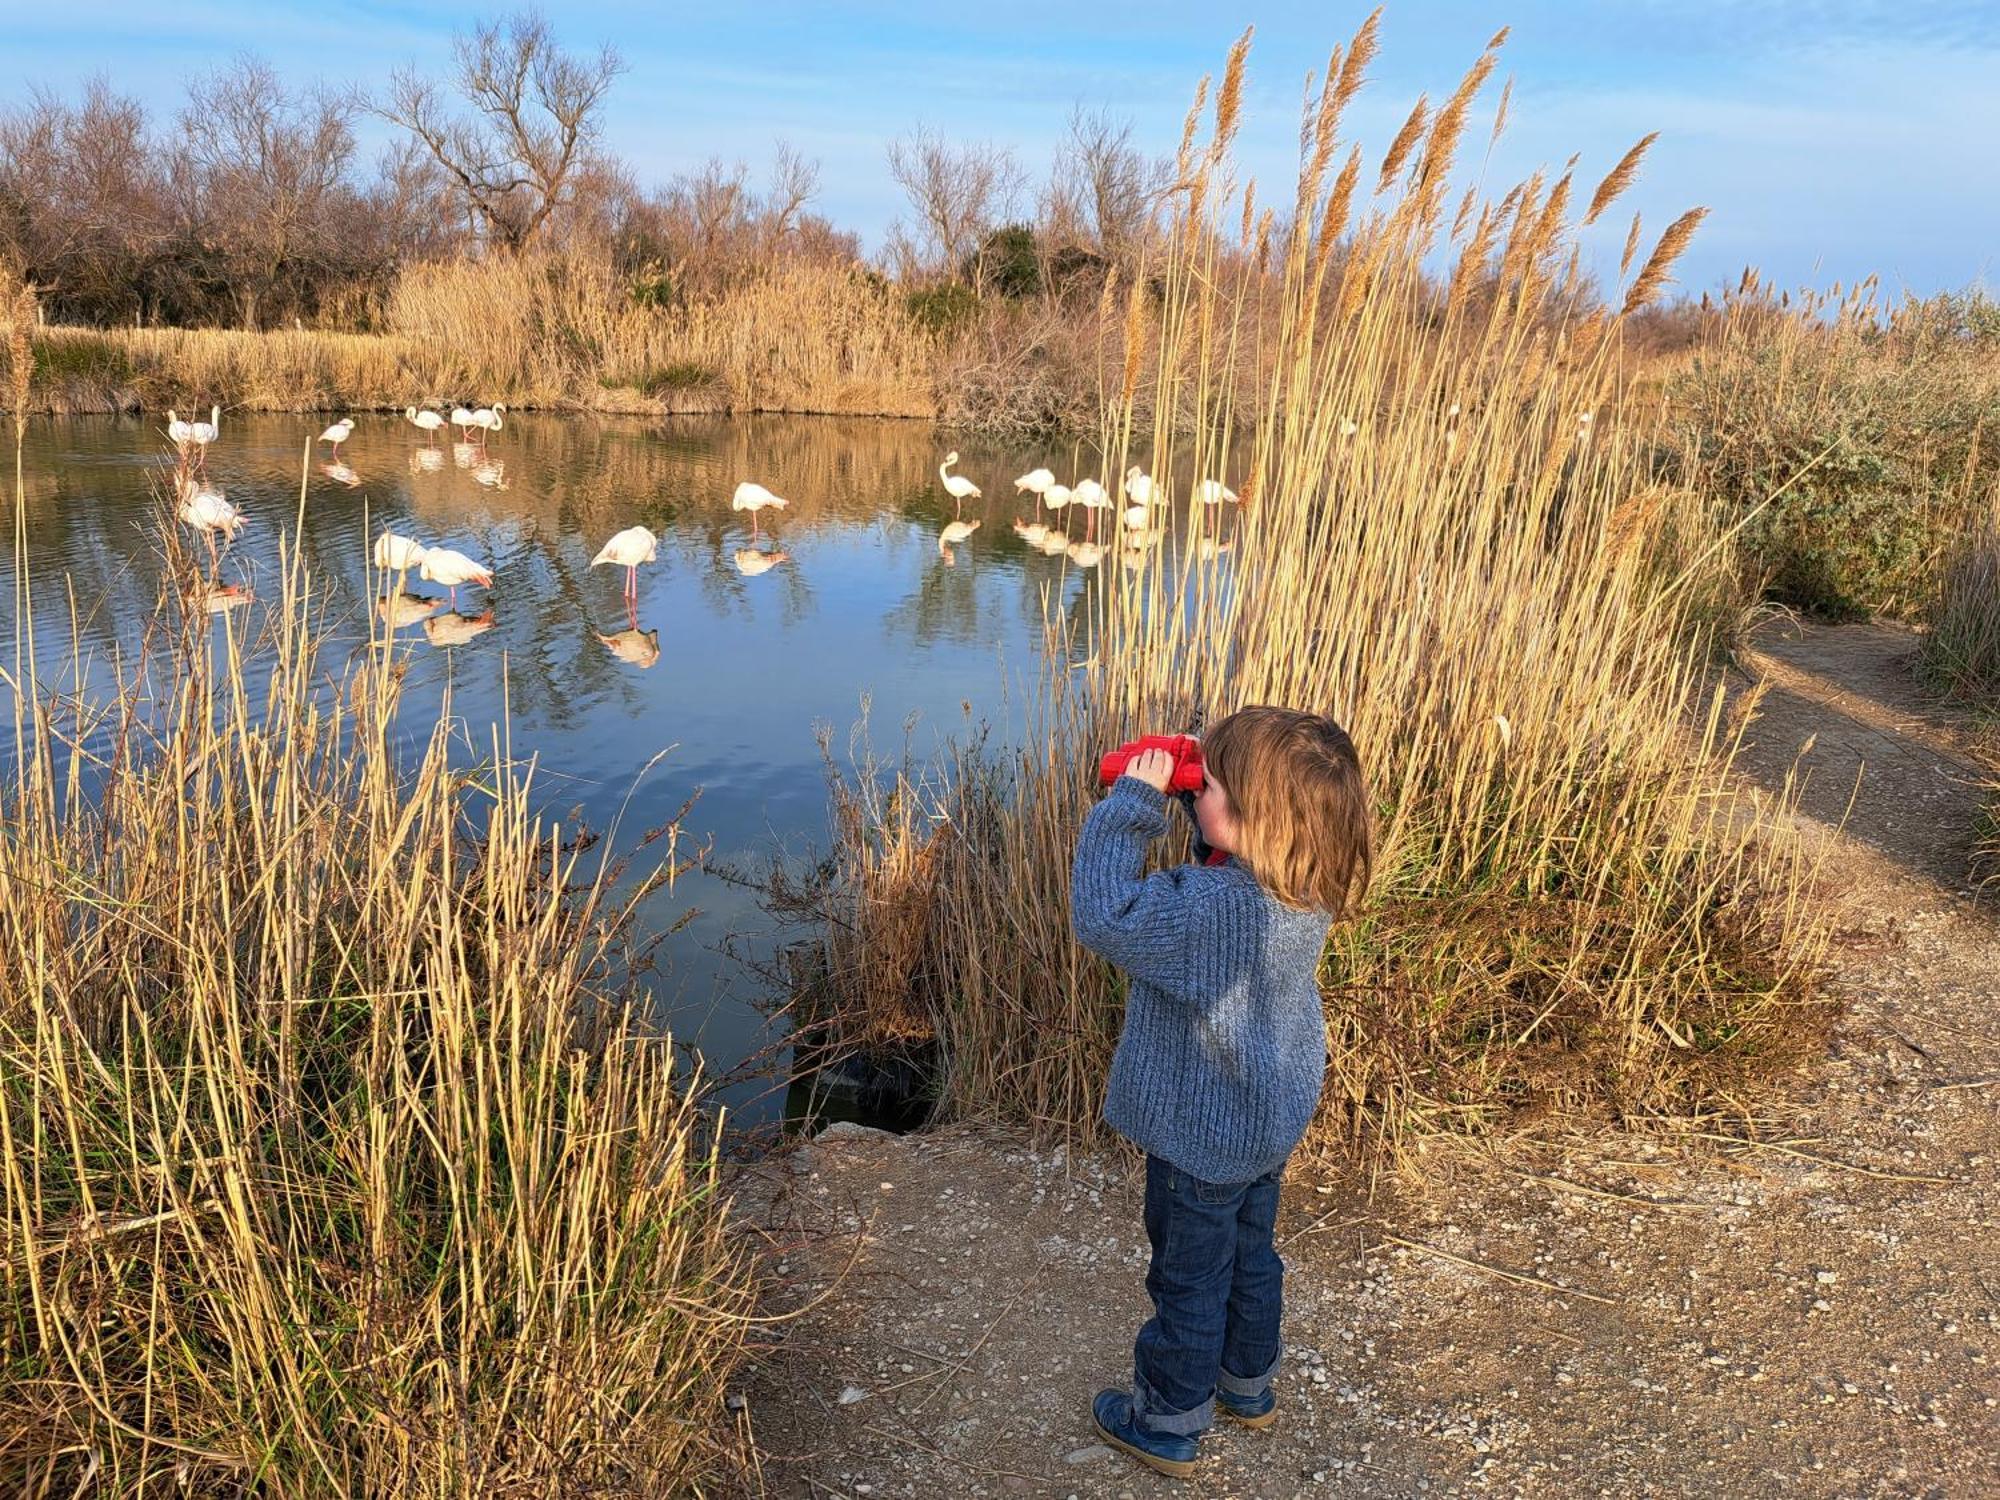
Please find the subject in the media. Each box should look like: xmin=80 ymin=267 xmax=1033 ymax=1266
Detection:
xmin=10 ymin=412 xmax=1234 ymax=1125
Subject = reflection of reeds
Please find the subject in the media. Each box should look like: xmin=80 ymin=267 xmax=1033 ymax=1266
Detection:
xmin=796 ymin=23 xmax=1831 ymax=1162
xmin=0 ymin=475 xmax=751 ymax=1488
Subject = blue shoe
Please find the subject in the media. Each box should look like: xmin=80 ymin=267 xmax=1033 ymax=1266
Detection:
xmin=1216 ymin=1385 xmax=1278 ymax=1429
xmin=1091 ymin=1388 xmax=1201 ymax=1477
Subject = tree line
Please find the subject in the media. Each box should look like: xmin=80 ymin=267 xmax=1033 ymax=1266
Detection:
xmin=1 ymin=12 xmax=1168 ymax=333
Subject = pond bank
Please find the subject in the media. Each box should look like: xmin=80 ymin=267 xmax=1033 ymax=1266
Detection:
xmin=723 ymin=621 xmax=2000 ymax=1497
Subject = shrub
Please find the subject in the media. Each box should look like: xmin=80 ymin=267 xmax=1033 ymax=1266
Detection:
xmin=904 ymin=281 xmax=980 ymax=339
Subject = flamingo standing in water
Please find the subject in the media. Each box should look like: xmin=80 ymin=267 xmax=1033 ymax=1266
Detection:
xmin=176 ymin=478 xmax=246 ymax=572
xmin=406 ymin=407 xmax=446 ymax=445
xmin=938 ymin=451 xmax=981 ymax=518
xmin=1123 ymin=466 xmax=1156 ymax=507
xmin=167 ymin=406 xmax=221 ymax=470
xmin=1013 ymin=467 xmax=1054 ymax=497
xmin=450 ymin=405 xmax=478 ymax=440
xmin=732 ymin=481 xmax=788 ymax=541
xmin=418 ymin=546 xmax=492 ymax=608
xmin=373 ymin=532 xmax=429 ymax=595
xmin=468 ymin=405 xmax=505 ymax=445
xmin=318 ymin=417 xmax=355 ymax=457
xmin=592 ymin=525 xmax=659 ymax=601
xmin=1071 ymin=476 xmax=1110 ymax=539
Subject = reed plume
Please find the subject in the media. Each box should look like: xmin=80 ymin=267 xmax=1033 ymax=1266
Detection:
xmin=1620 ymin=211 xmax=1645 ymax=278
xmin=1335 ymin=8 xmax=1382 ymax=116
xmin=1622 ymin=207 xmax=1709 ymax=314
xmin=1377 ymin=95 xmax=1431 ymax=193
xmin=1213 ymin=27 xmax=1253 ymax=158
xmin=1585 ymin=132 xmax=1660 ymax=226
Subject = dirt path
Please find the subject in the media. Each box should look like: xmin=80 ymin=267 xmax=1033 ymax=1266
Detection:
xmin=727 ymin=620 xmax=2000 ymax=1499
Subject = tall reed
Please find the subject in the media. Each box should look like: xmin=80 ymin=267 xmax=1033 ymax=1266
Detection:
xmin=791 ymin=25 xmax=1831 ymax=1156
xmin=0 ymin=448 xmax=752 ymax=1491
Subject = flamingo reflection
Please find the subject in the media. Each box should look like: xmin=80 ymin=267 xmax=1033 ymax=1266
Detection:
xmin=423 ymin=609 xmax=496 ymax=648
xmin=598 ymin=626 xmax=662 ymax=668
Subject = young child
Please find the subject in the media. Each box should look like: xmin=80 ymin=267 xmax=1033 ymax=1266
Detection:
xmin=1071 ymin=705 xmax=1373 ymax=1477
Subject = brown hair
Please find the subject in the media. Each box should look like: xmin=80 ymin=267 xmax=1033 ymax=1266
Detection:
xmin=1203 ymin=706 xmax=1373 ymax=914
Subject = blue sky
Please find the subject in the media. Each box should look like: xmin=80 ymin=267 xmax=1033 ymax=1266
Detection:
xmin=10 ymin=1 xmax=1998 ymax=300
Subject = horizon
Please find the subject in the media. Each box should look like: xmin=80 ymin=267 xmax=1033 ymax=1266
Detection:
xmin=9 ymin=1 xmax=1999 ymax=302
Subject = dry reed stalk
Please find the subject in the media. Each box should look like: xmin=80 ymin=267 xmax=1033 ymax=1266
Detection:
xmin=1213 ymin=28 xmax=1253 ymax=159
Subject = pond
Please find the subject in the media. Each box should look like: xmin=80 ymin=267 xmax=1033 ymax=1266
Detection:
xmin=8 ymin=411 xmax=1234 ymax=1128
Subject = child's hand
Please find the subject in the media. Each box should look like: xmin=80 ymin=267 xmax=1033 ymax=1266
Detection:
xmin=1122 ymin=747 xmax=1176 ymax=793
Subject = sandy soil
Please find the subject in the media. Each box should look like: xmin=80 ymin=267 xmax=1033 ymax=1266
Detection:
xmin=725 ymin=620 xmax=2000 ymax=1499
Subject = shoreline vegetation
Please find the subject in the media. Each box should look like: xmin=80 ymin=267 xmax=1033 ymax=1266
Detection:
xmin=0 ymin=314 xmax=757 ymax=1487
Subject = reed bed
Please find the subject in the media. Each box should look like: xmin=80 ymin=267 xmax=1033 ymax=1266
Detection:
xmin=0 ymin=418 xmax=752 ymax=1492
xmin=11 ymin=257 xmax=943 ymax=421
xmin=787 ymin=23 xmax=1833 ymax=1158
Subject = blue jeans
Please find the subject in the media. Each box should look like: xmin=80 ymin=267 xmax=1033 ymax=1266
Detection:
xmin=1131 ymin=1153 xmax=1286 ymax=1436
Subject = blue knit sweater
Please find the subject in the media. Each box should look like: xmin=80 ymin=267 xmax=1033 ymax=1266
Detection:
xmin=1070 ymin=777 xmax=1332 ymax=1184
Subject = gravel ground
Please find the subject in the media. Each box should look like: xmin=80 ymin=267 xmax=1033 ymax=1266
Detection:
xmin=725 ymin=621 xmax=2000 ymax=1499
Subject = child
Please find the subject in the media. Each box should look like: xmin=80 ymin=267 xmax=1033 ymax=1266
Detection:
xmin=1071 ymin=705 xmax=1372 ymax=1477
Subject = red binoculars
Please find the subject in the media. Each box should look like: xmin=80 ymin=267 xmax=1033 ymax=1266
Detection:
xmin=1098 ymin=734 xmax=1206 ymax=793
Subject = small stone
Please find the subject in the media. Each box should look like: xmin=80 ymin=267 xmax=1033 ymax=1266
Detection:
xmin=724 ymin=1393 xmax=746 ymax=1412
xmin=838 ymin=1385 xmax=867 ymax=1405
xmin=1065 ymin=1445 xmax=1110 ymax=1464
xmin=1815 ymin=1270 xmax=1838 ymax=1285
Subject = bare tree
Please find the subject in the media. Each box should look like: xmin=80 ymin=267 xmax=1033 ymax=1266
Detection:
xmin=182 ymin=57 xmax=357 ymax=328
xmin=0 ymin=79 xmax=168 ymax=322
xmin=380 ymin=12 xmax=623 ymax=253
xmin=764 ymin=141 xmax=818 ymax=244
xmin=885 ymin=128 xmax=1022 ymax=285
xmin=1053 ymin=107 xmax=1166 ymax=262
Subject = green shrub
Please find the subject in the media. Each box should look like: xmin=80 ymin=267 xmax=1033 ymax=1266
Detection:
xmin=31 ymin=332 xmax=135 ymax=389
xmin=904 ymin=281 xmax=980 ymax=339
xmin=972 ymin=224 xmax=1040 ymax=300
xmin=640 ymin=360 xmax=721 ymax=395
xmin=1665 ymin=307 xmax=2000 ymax=619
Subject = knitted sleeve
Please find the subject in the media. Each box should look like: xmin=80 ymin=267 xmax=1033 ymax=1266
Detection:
xmin=1071 ymin=777 xmax=1221 ymax=998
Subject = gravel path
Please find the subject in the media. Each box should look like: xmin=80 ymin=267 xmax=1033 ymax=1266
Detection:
xmin=727 ymin=620 xmax=2000 ymax=1498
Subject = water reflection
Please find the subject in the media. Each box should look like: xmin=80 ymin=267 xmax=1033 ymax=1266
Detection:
xmin=11 ymin=411 xmax=1245 ymax=1125
xmin=423 ymin=609 xmax=497 ymax=649
xmin=598 ymin=625 xmax=662 ymax=669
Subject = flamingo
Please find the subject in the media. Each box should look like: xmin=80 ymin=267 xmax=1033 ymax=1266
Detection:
xmin=450 ymin=405 xmax=478 ymax=440
xmin=598 ymin=626 xmax=661 ymax=668
xmin=374 ymin=528 xmax=428 ymax=576
xmin=1013 ymin=467 xmax=1054 ymax=497
xmin=469 ymin=404 xmax=505 ymax=444
xmin=1122 ymin=503 xmax=1150 ymax=531
xmin=732 ymin=547 xmax=789 ymax=577
xmin=418 ymin=546 xmax=492 ymax=608
xmin=938 ymin=451 xmax=981 ymax=517
xmin=318 ymin=417 xmax=355 ymax=457
xmin=937 ymin=516 xmax=981 ymax=566
xmin=177 ymin=480 xmax=246 ymax=572
xmin=166 ymin=410 xmax=195 ymax=454
xmin=406 ymin=406 xmax=446 ymax=445
xmin=167 ymin=406 xmax=221 ymax=469
xmin=1123 ymin=466 xmax=1156 ymax=506
xmin=1194 ymin=479 xmax=1238 ymax=506
xmin=1072 ymin=476 xmax=1111 ymax=540
xmin=592 ymin=525 xmax=659 ymax=600
xmin=1042 ymin=483 xmax=1073 ymax=530
xmin=732 ymin=481 xmax=789 ymax=541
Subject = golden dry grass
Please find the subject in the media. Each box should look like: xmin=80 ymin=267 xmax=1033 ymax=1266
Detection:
xmin=0 ymin=425 xmax=755 ymax=1492
xmin=786 ymin=23 xmax=1834 ymax=1161
xmin=14 ymin=256 xmax=942 ymax=421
